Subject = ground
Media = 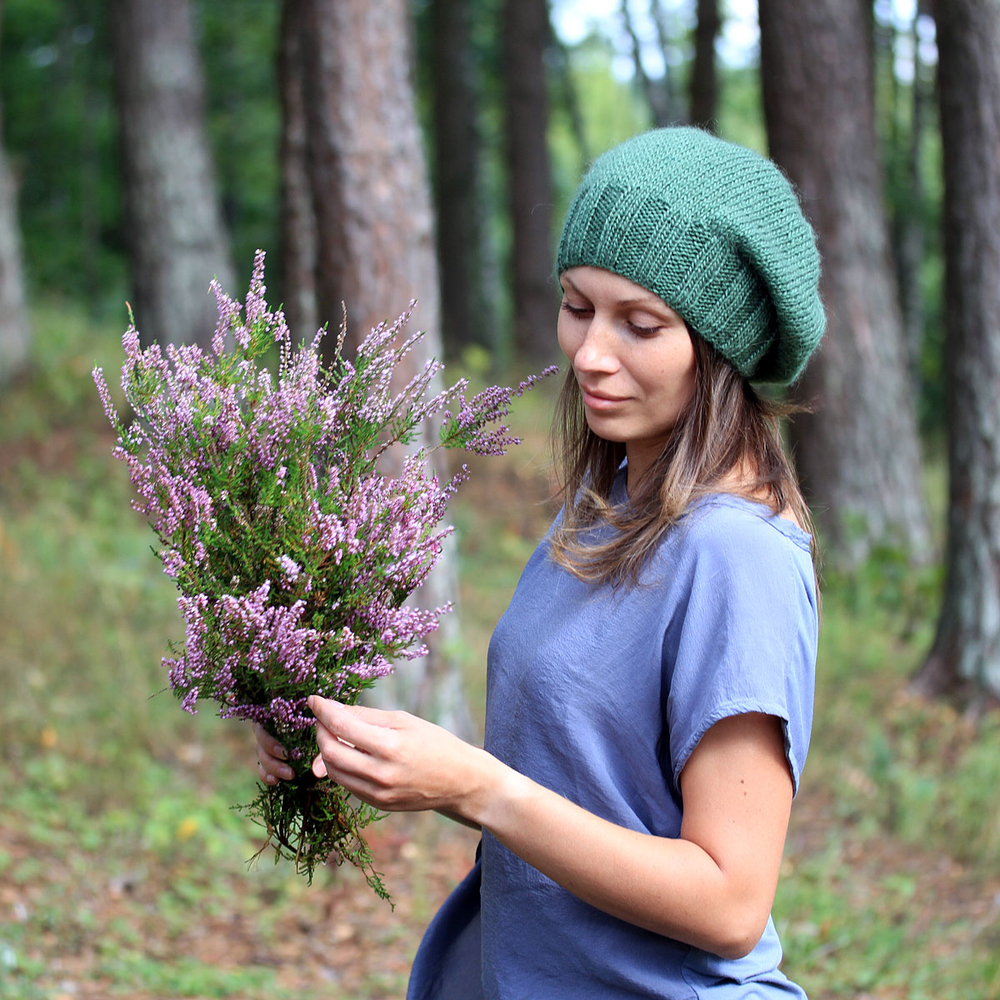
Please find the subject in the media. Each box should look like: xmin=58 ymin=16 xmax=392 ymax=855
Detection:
xmin=3 ymin=780 xmax=998 ymax=1000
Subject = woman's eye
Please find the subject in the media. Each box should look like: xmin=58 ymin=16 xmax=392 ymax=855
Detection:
xmin=627 ymin=321 xmax=662 ymax=336
xmin=561 ymin=301 xmax=592 ymax=319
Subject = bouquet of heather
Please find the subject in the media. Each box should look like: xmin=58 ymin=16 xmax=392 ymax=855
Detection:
xmin=93 ymin=251 xmax=554 ymax=896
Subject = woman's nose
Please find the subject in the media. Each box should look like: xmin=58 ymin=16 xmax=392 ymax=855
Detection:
xmin=573 ymin=317 xmax=619 ymax=374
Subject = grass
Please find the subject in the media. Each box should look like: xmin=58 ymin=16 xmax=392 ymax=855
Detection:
xmin=2 ymin=301 xmax=999 ymax=998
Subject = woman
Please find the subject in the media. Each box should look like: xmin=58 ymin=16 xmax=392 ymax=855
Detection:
xmin=256 ymin=127 xmax=825 ymax=998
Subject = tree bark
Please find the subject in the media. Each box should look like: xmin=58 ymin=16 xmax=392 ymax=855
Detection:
xmin=276 ymin=0 xmax=318 ymax=342
xmin=109 ymin=0 xmax=234 ymax=350
xmin=0 ymin=1 xmax=30 ymax=386
xmin=502 ymin=0 xmax=557 ymax=362
xmin=913 ymin=0 xmax=1000 ymax=704
xmin=759 ymin=0 xmax=932 ymax=567
xmin=689 ymin=0 xmax=721 ymax=131
xmin=299 ymin=0 xmax=439 ymax=352
xmin=296 ymin=0 xmax=472 ymax=736
xmin=429 ymin=0 xmax=491 ymax=357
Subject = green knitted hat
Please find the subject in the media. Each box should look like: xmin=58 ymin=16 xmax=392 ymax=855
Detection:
xmin=556 ymin=127 xmax=825 ymax=385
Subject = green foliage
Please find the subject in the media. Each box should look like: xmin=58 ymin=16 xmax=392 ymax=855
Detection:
xmin=549 ymin=33 xmax=651 ymax=215
xmin=714 ymin=66 xmax=767 ymax=154
xmin=814 ymin=549 xmax=1000 ymax=854
xmin=777 ymin=838 xmax=1000 ymax=999
xmin=1 ymin=0 xmax=125 ymax=305
xmin=0 ymin=0 xmax=281 ymax=311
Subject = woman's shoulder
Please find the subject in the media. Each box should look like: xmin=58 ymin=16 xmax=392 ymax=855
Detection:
xmin=680 ymin=492 xmax=812 ymax=555
xmin=655 ymin=493 xmax=815 ymax=597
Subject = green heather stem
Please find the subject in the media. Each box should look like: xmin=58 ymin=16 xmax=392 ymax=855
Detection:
xmin=241 ymin=772 xmax=390 ymax=900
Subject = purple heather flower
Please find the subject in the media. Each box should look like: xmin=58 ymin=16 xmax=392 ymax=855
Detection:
xmin=278 ymin=554 xmax=302 ymax=582
xmin=99 ymin=256 xmax=551 ymax=827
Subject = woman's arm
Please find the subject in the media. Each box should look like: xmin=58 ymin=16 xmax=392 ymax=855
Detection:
xmin=306 ymin=696 xmax=792 ymax=959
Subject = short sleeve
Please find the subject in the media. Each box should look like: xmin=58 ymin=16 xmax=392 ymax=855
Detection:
xmin=663 ymin=504 xmax=818 ymax=795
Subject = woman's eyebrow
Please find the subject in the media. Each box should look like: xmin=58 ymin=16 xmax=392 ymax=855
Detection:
xmin=618 ymin=295 xmax=667 ymax=308
xmin=561 ymin=275 xmax=665 ymax=309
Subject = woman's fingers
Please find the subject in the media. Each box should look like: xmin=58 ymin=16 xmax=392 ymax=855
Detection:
xmin=254 ymin=722 xmax=288 ymax=760
xmin=305 ymin=694 xmax=487 ymax=818
xmin=253 ymin=722 xmax=294 ymax=782
xmin=307 ymin=695 xmax=401 ymax=748
xmin=253 ymin=699 xmax=472 ymax=811
xmin=312 ymin=715 xmax=383 ymax=783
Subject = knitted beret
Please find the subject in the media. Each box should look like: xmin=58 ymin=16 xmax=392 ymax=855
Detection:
xmin=556 ymin=127 xmax=825 ymax=385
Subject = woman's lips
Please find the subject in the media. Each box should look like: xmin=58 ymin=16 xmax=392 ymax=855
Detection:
xmin=580 ymin=386 xmax=628 ymax=411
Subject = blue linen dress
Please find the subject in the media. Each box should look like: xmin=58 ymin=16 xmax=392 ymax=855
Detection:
xmin=408 ymin=490 xmax=818 ymax=1000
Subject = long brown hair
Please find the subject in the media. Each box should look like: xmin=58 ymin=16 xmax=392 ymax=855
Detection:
xmin=548 ymin=333 xmax=816 ymax=586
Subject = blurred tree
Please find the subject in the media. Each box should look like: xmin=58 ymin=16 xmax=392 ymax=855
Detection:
xmin=428 ymin=0 xmax=492 ymax=357
xmin=621 ymin=0 xmax=688 ymax=127
xmin=294 ymin=0 xmax=472 ymax=735
xmin=891 ymin=6 xmax=931 ymax=393
xmin=502 ymin=0 xmax=557 ymax=361
xmin=276 ymin=0 xmax=317 ymax=341
xmin=621 ymin=0 xmax=672 ymax=126
xmin=196 ymin=0 xmax=280 ymax=285
xmin=109 ymin=0 xmax=234 ymax=349
xmin=689 ymin=0 xmax=721 ymax=131
xmin=759 ymin=0 xmax=932 ymax=566
xmin=0 ymin=0 xmax=30 ymax=385
xmin=549 ymin=22 xmax=592 ymax=165
xmin=914 ymin=0 xmax=1000 ymax=705
xmin=877 ymin=1 xmax=934 ymax=397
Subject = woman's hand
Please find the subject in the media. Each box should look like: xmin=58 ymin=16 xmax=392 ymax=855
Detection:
xmin=307 ymin=695 xmax=498 ymax=821
xmin=253 ymin=722 xmax=295 ymax=785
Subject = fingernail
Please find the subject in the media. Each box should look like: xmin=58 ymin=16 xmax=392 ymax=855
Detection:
xmin=265 ymin=772 xmax=277 ymax=785
xmin=281 ymin=766 xmax=294 ymax=780
xmin=274 ymin=745 xmax=287 ymax=760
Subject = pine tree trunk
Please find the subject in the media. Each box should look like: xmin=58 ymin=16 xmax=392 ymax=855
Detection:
xmin=0 ymin=18 xmax=30 ymax=387
xmin=299 ymin=0 xmax=439 ymax=350
xmin=109 ymin=0 xmax=234 ymax=350
xmin=689 ymin=0 xmax=721 ymax=131
xmin=502 ymin=0 xmax=557 ymax=361
xmin=277 ymin=0 xmax=318 ymax=342
xmin=759 ymin=0 xmax=932 ymax=567
xmin=429 ymin=0 xmax=491 ymax=357
xmin=297 ymin=0 xmax=473 ymax=736
xmin=913 ymin=0 xmax=1000 ymax=705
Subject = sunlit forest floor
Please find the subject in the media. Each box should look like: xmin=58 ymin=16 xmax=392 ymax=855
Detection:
xmin=1 ymin=306 xmax=998 ymax=999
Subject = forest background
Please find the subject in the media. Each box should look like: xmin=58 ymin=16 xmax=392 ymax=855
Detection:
xmin=1 ymin=0 xmax=999 ymax=998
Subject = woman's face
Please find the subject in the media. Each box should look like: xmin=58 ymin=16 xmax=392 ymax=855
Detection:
xmin=558 ymin=266 xmax=697 ymax=484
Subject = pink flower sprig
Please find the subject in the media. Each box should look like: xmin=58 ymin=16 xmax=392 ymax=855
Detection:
xmin=93 ymin=251 xmax=556 ymax=893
